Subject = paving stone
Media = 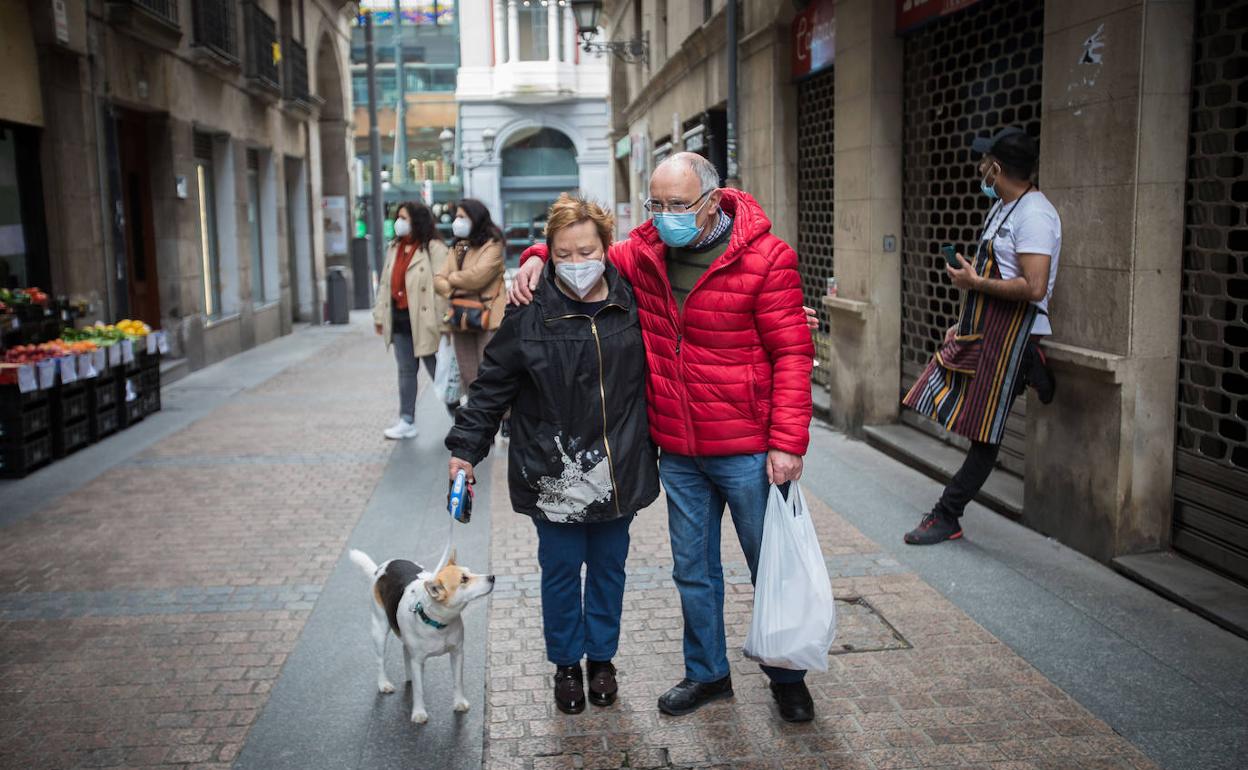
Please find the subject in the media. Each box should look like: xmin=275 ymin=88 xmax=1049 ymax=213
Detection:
xmin=0 ymin=331 xmax=393 ymax=769
xmin=482 ymin=445 xmax=1159 ymax=770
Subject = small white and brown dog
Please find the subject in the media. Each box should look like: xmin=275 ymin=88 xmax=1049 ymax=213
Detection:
xmin=348 ymin=548 xmax=495 ymax=725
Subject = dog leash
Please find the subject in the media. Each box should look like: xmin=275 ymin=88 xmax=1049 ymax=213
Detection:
xmin=430 ymin=469 xmax=473 ymax=574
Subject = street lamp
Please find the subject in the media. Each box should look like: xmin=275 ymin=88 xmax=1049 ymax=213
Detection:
xmin=570 ymin=0 xmax=648 ymax=64
xmin=439 ymin=127 xmax=496 ymax=173
xmin=440 ymin=127 xmax=497 ymax=198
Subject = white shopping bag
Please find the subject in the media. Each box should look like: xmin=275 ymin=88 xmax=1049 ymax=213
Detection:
xmin=432 ymin=335 xmax=462 ymax=405
xmin=743 ymin=482 xmax=836 ymax=672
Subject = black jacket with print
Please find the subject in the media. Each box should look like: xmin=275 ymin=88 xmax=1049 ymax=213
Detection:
xmin=446 ymin=260 xmax=659 ymax=524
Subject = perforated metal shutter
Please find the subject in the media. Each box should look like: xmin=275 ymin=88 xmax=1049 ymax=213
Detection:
xmin=797 ymin=68 xmax=835 ymax=388
xmin=899 ymin=0 xmax=1044 ymax=475
xmin=1173 ymin=0 xmax=1248 ymax=584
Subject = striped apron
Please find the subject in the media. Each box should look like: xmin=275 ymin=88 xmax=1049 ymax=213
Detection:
xmin=902 ymin=236 xmax=1037 ymax=447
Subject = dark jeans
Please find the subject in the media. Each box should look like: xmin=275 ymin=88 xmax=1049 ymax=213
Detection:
xmin=659 ymin=452 xmax=805 ymax=685
xmin=534 ymin=514 xmax=633 ymax=666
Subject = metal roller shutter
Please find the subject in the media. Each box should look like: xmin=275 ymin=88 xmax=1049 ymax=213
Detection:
xmin=1173 ymin=0 xmax=1248 ymax=584
xmin=899 ymin=0 xmax=1044 ymax=476
xmin=797 ymin=68 xmax=836 ymax=388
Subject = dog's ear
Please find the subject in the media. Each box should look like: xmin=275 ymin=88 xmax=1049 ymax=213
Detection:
xmin=446 ymin=548 xmax=457 ymax=566
xmin=425 ymin=579 xmax=446 ymax=602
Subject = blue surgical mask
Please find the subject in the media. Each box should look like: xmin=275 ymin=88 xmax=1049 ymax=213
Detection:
xmin=980 ymin=166 xmax=1000 ymax=201
xmin=654 ymin=212 xmax=701 ymax=247
xmin=652 ymin=193 xmax=713 ymax=247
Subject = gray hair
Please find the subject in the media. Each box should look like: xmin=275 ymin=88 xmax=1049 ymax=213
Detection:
xmin=656 ymin=152 xmax=721 ymax=194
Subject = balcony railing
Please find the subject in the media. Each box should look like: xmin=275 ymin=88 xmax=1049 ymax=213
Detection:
xmin=243 ymin=1 xmax=280 ymax=93
xmin=283 ymin=37 xmax=311 ymax=103
xmin=192 ymin=0 xmax=238 ymax=62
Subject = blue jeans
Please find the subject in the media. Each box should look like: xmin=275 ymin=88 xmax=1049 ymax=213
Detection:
xmin=660 ymin=452 xmax=806 ymax=685
xmin=533 ymin=515 xmax=633 ymax=666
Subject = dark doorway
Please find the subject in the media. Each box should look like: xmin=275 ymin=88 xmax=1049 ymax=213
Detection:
xmin=116 ymin=109 xmax=161 ymax=325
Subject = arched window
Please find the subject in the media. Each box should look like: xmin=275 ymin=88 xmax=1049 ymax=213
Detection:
xmin=501 ymin=128 xmax=577 ymax=178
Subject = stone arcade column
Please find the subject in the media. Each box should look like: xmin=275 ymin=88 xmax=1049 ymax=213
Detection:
xmin=1024 ymin=0 xmax=1194 ymax=562
xmin=822 ymin=0 xmax=904 ymax=432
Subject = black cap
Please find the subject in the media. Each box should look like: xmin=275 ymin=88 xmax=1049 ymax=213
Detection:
xmin=971 ymin=127 xmax=1038 ymax=170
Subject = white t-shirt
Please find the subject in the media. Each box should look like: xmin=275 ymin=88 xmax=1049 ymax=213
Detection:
xmin=978 ymin=190 xmax=1061 ymax=336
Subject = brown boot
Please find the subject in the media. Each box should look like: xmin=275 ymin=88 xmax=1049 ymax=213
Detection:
xmin=587 ymin=660 xmax=618 ymax=707
xmin=554 ymin=664 xmax=585 ymax=714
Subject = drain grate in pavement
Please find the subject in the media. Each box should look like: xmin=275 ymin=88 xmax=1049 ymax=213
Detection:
xmin=830 ymin=596 xmax=911 ymax=654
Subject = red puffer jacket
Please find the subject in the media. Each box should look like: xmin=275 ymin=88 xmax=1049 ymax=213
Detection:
xmin=523 ymin=189 xmax=813 ymax=457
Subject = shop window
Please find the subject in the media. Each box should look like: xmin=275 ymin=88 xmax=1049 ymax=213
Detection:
xmin=0 ymin=123 xmax=48 ymax=291
xmin=246 ymin=149 xmax=279 ymax=306
xmin=194 ymin=132 xmax=223 ymax=317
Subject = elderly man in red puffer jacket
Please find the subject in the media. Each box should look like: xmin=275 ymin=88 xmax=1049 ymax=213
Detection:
xmin=512 ymin=152 xmax=816 ymax=723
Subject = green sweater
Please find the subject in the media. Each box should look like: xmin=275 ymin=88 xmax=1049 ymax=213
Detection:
xmin=667 ymin=217 xmax=733 ymax=309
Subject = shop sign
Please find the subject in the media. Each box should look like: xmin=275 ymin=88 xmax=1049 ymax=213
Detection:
xmin=53 ymin=0 xmax=70 ymax=45
xmin=615 ymin=135 xmax=632 ymax=160
xmin=792 ymin=0 xmax=835 ymax=80
xmin=896 ymin=0 xmax=985 ymax=35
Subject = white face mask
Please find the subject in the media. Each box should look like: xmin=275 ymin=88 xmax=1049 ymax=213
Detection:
xmin=393 ymin=218 xmax=411 ymax=238
xmin=451 ymin=217 xmax=472 ymax=239
xmin=555 ymin=259 xmax=606 ymax=300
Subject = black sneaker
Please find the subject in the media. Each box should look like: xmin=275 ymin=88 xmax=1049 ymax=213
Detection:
xmin=904 ymin=512 xmax=963 ymax=545
xmin=1028 ymin=345 xmax=1056 ymax=404
xmin=657 ymin=675 xmax=733 ymax=716
xmin=770 ymin=681 xmax=815 ymax=723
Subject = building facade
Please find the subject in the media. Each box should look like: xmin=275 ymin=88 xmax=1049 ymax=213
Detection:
xmin=457 ymin=0 xmax=612 ymax=264
xmin=605 ymin=0 xmax=1248 ymax=596
xmin=349 ymin=1 xmax=460 ymax=242
xmin=2 ymin=0 xmax=354 ymax=371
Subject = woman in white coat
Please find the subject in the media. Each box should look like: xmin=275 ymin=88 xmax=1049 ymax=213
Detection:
xmin=373 ymin=201 xmax=450 ymax=439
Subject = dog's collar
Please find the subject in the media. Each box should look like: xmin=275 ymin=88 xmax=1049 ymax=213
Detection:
xmin=411 ymin=601 xmax=448 ymax=630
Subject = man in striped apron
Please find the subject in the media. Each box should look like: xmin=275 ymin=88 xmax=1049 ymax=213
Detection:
xmin=902 ymin=128 xmax=1061 ymax=545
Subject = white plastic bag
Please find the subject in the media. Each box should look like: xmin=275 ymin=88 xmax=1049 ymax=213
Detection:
xmin=432 ymin=335 xmax=462 ymax=405
xmin=743 ymin=482 xmax=836 ymax=672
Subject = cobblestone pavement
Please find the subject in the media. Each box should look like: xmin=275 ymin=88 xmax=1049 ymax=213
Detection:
xmin=0 ymin=328 xmax=395 ymax=770
xmin=483 ymin=464 xmax=1161 ymax=770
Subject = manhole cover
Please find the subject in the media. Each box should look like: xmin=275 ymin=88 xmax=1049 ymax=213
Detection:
xmin=831 ymin=596 xmax=911 ymax=654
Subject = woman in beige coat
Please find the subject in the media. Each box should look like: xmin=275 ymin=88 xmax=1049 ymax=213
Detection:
xmin=373 ymin=201 xmax=449 ymax=439
xmin=434 ymin=198 xmax=506 ymax=394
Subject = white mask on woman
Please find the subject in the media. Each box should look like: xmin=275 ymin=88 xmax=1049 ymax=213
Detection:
xmin=393 ymin=218 xmax=411 ymax=238
xmin=451 ymin=217 xmax=472 ymax=239
xmin=555 ymin=259 xmax=606 ymax=300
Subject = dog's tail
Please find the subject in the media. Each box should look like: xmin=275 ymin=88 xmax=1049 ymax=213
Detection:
xmin=348 ymin=549 xmax=379 ymax=579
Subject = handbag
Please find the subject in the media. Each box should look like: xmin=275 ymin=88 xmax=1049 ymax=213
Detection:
xmin=447 ymin=242 xmax=495 ymax=331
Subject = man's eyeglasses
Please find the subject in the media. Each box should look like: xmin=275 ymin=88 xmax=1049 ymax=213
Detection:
xmin=642 ymin=189 xmax=712 ymax=215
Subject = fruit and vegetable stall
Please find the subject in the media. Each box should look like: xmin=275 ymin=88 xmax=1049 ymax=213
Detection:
xmin=0 ymin=288 xmax=169 ymax=478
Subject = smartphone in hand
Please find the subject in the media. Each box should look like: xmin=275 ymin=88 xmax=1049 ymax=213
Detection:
xmin=941 ymin=244 xmax=960 ymax=269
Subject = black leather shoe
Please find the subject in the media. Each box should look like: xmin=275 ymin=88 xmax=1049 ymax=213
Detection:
xmin=657 ymin=676 xmax=733 ymax=716
xmin=554 ymin=664 xmax=585 ymax=714
xmin=770 ymin=681 xmax=815 ymax=723
xmin=587 ymin=660 xmax=617 ymax=707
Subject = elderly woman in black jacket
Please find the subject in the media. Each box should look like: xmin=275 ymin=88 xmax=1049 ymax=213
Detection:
xmin=446 ymin=194 xmax=658 ymax=715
